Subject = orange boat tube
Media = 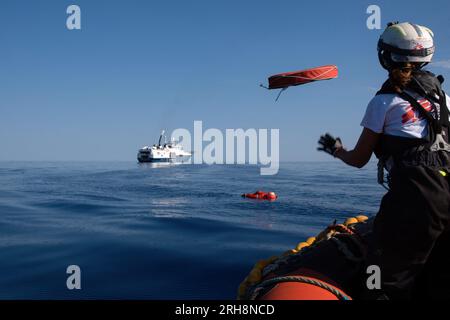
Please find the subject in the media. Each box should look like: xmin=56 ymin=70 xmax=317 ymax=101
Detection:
xmin=253 ymin=270 xmax=352 ymax=301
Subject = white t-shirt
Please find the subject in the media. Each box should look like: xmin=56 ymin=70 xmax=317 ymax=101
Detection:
xmin=361 ymin=91 xmax=450 ymax=138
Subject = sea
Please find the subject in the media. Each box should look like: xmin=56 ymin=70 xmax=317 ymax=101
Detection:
xmin=0 ymin=161 xmax=384 ymax=299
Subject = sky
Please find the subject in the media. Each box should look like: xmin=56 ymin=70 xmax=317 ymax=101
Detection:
xmin=1 ymin=0 xmax=450 ymax=161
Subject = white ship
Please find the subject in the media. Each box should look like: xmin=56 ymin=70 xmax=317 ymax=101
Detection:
xmin=137 ymin=131 xmax=191 ymax=163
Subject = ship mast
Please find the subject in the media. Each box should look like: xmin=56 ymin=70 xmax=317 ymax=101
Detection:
xmin=158 ymin=130 xmax=166 ymax=147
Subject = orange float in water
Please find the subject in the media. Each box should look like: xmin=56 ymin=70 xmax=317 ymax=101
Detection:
xmin=242 ymin=191 xmax=278 ymax=201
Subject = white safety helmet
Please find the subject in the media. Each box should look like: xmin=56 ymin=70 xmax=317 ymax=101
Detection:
xmin=378 ymin=22 xmax=435 ymax=70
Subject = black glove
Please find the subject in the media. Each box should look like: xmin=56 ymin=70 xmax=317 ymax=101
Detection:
xmin=317 ymin=133 xmax=343 ymax=157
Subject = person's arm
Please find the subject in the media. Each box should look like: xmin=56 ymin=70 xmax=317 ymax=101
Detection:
xmin=334 ymin=128 xmax=380 ymax=168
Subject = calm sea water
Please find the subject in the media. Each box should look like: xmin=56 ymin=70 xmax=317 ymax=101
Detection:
xmin=0 ymin=161 xmax=384 ymax=299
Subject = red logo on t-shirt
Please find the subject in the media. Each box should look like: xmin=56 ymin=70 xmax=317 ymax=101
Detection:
xmin=402 ymin=99 xmax=432 ymax=124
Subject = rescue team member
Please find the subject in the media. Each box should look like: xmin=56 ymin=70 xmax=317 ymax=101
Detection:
xmin=318 ymin=22 xmax=450 ymax=299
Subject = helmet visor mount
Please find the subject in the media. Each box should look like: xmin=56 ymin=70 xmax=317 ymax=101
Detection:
xmin=378 ymin=40 xmax=435 ymax=59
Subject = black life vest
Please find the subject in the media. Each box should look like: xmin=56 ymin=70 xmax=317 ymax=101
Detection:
xmin=374 ymin=70 xmax=450 ymax=160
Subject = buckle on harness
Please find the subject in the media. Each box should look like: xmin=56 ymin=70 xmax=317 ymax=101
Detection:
xmin=429 ymin=133 xmax=450 ymax=152
xmin=377 ymin=157 xmax=394 ymax=191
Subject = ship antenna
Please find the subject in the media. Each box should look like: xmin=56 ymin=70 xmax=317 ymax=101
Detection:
xmin=158 ymin=130 xmax=165 ymax=146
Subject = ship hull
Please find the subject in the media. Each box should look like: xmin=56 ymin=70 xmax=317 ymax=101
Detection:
xmin=137 ymin=157 xmax=173 ymax=163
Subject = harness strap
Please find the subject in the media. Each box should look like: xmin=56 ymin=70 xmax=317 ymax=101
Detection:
xmin=411 ymin=75 xmax=450 ymax=128
xmin=398 ymin=91 xmax=440 ymax=134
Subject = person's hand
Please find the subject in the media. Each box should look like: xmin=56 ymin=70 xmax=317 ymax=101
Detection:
xmin=317 ymin=133 xmax=343 ymax=157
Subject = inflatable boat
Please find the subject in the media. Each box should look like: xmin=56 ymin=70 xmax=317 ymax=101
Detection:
xmin=238 ymin=214 xmax=450 ymax=300
xmin=238 ymin=216 xmax=370 ymax=300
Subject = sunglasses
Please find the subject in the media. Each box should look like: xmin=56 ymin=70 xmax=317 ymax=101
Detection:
xmin=399 ymin=67 xmax=414 ymax=73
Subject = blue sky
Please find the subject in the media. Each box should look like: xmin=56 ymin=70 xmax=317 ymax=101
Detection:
xmin=1 ymin=0 xmax=450 ymax=161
